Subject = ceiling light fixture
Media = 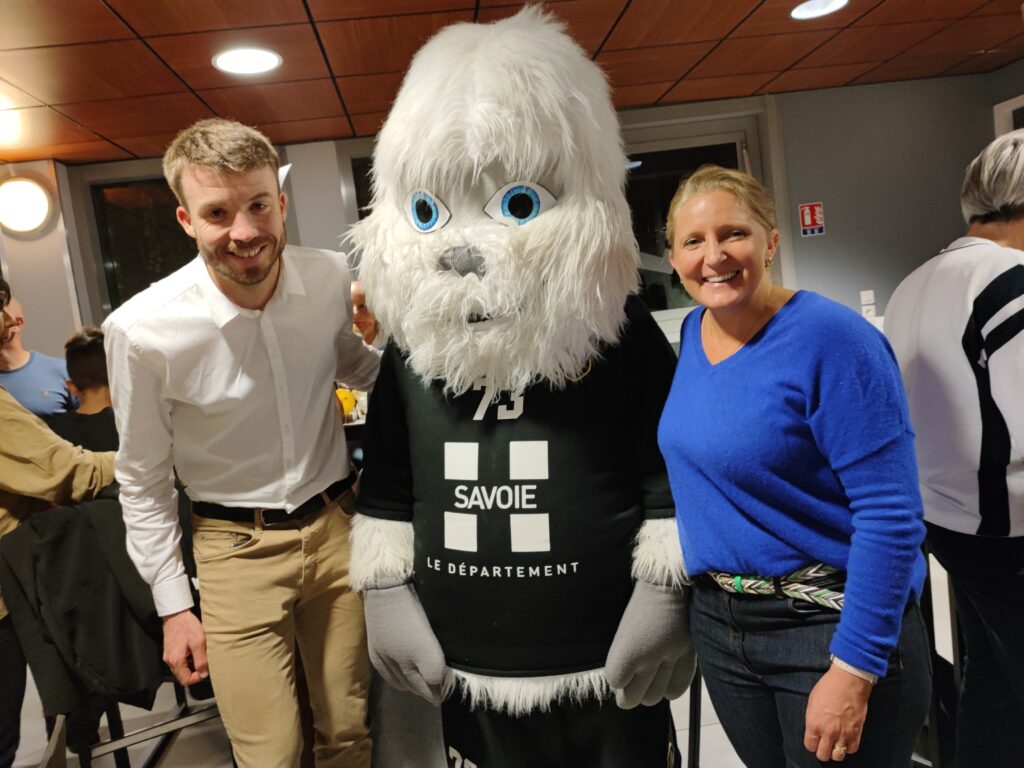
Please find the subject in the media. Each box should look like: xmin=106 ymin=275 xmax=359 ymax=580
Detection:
xmin=791 ymin=0 xmax=849 ymax=20
xmin=212 ymin=47 xmax=282 ymax=75
xmin=0 ymin=177 xmax=52 ymax=234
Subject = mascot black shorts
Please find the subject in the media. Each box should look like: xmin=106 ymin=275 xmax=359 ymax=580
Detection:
xmin=441 ymin=694 xmax=680 ymax=768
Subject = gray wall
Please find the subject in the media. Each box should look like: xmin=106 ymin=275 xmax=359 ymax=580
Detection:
xmin=280 ymin=142 xmax=348 ymax=252
xmin=987 ymin=58 xmax=1024 ymax=105
xmin=777 ymin=73 xmax=1005 ymax=315
xmin=0 ymin=160 xmax=81 ymax=356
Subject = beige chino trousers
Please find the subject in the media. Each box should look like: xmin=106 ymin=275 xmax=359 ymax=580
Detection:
xmin=192 ymin=489 xmax=371 ymax=767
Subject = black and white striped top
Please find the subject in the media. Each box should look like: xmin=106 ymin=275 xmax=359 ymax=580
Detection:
xmin=887 ymin=237 xmax=1024 ymax=538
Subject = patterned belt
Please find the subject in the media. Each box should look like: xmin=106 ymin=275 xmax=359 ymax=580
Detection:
xmin=708 ymin=563 xmax=846 ymax=611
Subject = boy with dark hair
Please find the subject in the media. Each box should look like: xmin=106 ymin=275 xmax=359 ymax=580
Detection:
xmin=48 ymin=327 xmax=118 ymax=452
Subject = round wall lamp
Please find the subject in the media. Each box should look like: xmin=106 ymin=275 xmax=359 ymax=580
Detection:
xmin=0 ymin=177 xmax=52 ymax=235
xmin=212 ymin=47 xmax=282 ymax=75
xmin=791 ymin=0 xmax=849 ymax=19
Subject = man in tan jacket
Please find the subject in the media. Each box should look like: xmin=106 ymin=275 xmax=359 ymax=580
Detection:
xmin=0 ymin=276 xmax=115 ymax=767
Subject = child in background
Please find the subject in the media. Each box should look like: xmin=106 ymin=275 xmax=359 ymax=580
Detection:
xmin=48 ymin=327 xmax=118 ymax=452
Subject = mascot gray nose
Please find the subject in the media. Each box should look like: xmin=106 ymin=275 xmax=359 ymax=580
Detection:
xmin=439 ymin=246 xmax=486 ymax=278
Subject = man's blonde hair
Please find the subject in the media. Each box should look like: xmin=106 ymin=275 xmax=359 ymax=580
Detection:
xmin=665 ymin=165 xmax=777 ymax=247
xmin=163 ymin=118 xmax=280 ymax=208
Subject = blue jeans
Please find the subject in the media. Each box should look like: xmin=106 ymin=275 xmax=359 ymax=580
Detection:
xmin=0 ymin=616 xmax=25 ymax=768
xmin=927 ymin=525 xmax=1024 ymax=766
xmin=690 ymin=578 xmax=931 ymax=767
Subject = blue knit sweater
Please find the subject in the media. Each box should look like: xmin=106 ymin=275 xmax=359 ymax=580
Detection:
xmin=658 ymin=291 xmax=927 ymax=676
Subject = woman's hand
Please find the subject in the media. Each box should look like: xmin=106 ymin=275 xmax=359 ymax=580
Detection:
xmin=803 ymin=664 xmax=873 ymax=762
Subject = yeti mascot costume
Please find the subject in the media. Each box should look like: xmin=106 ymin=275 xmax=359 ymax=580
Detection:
xmin=349 ymin=8 xmax=694 ymax=766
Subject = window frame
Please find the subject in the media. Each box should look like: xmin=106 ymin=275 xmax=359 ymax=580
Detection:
xmin=994 ymin=93 xmax=1024 ymax=136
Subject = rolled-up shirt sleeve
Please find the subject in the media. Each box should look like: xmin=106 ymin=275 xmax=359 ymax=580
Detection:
xmin=105 ymin=321 xmax=192 ymax=616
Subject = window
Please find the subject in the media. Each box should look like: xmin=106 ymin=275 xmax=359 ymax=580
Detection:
xmin=994 ymin=94 xmax=1024 ymax=136
xmin=351 ymin=156 xmax=373 ymax=221
xmin=90 ymin=179 xmax=194 ymax=309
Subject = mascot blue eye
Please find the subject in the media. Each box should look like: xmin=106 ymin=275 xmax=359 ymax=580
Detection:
xmin=484 ymin=182 xmax=557 ymax=226
xmin=406 ymin=190 xmax=450 ymax=233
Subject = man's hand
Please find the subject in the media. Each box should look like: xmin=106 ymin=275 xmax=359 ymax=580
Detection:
xmin=162 ymin=609 xmax=209 ymax=686
xmin=804 ymin=664 xmax=873 ymax=762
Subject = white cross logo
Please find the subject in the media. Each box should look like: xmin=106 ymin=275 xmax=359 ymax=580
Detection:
xmin=443 ymin=440 xmax=550 ymax=553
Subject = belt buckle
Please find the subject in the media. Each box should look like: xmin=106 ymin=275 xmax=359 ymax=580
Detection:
xmin=255 ymin=507 xmax=289 ymax=528
xmin=260 ymin=504 xmax=309 ymax=528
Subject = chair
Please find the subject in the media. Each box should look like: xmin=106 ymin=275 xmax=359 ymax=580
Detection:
xmin=38 ymin=683 xmax=221 ymax=768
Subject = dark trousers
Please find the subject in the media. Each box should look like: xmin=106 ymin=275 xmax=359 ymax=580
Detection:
xmin=441 ymin=693 xmax=679 ymax=768
xmin=690 ymin=579 xmax=931 ymax=767
xmin=927 ymin=524 xmax=1024 ymax=766
xmin=0 ymin=616 xmax=26 ymax=768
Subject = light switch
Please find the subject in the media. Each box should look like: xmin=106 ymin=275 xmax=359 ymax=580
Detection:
xmin=860 ymin=290 xmax=875 ymax=305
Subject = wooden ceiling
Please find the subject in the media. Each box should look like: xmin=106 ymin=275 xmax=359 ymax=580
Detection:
xmin=0 ymin=0 xmax=1021 ymax=165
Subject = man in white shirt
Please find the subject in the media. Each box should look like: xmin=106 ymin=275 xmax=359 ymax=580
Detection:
xmin=104 ymin=118 xmax=380 ymax=767
xmin=886 ymin=128 xmax=1024 ymax=767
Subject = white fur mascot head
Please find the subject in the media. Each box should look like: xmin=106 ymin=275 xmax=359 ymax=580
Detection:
xmin=349 ymin=7 xmax=637 ymax=397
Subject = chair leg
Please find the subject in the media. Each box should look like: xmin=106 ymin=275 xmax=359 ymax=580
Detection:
xmin=173 ymin=681 xmax=187 ymax=709
xmin=104 ymin=704 xmax=131 ymax=768
xmin=38 ymin=714 xmax=67 ymax=768
xmin=687 ymin=666 xmax=702 ymax=768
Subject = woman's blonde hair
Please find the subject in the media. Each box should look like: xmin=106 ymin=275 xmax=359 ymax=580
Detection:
xmin=665 ymin=165 xmax=777 ymax=247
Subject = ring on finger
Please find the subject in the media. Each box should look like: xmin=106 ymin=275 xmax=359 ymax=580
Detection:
xmin=832 ymin=745 xmax=848 ymax=755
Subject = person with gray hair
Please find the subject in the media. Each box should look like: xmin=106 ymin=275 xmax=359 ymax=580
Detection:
xmin=886 ymin=128 xmax=1024 ymax=766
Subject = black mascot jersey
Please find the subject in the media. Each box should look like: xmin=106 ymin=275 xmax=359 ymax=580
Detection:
xmin=357 ymin=297 xmax=677 ymax=676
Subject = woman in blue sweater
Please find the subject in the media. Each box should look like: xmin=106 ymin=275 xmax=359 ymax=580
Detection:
xmin=657 ymin=166 xmax=930 ymax=766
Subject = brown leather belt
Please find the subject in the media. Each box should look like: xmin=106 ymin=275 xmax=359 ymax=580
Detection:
xmin=192 ymin=474 xmax=355 ymax=526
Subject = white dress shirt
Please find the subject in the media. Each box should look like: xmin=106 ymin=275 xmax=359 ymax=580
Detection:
xmin=104 ymin=246 xmax=381 ymax=615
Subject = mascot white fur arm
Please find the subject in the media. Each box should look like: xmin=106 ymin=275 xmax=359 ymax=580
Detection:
xmin=351 ymin=515 xmax=694 ymax=712
xmin=348 ymin=7 xmax=694 ymax=763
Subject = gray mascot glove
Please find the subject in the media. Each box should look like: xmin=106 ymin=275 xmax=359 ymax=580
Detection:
xmin=604 ymin=580 xmax=696 ymax=709
xmin=363 ymin=582 xmax=446 ymax=704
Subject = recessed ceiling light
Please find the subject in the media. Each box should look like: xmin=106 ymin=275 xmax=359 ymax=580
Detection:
xmin=212 ymin=47 xmax=282 ymax=75
xmin=791 ymin=0 xmax=849 ymax=20
xmin=0 ymin=177 xmax=52 ymax=234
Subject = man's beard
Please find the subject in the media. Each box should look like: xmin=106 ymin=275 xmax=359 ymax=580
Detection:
xmin=204 ymin=239 xmax=282 ymax=287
